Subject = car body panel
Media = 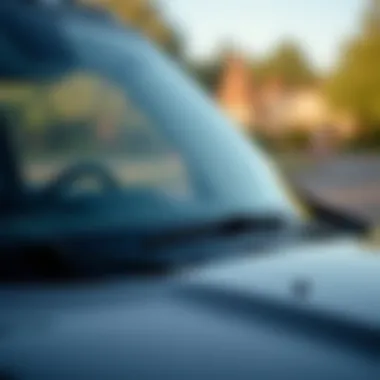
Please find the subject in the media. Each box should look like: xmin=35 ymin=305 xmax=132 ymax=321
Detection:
xmin=1 ymin=237 xmax=380 ymax=380
xmin=186 ymin=236 xmax=380 ymax=328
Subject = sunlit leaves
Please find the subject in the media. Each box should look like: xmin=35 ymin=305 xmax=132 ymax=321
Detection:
xmin=326 ymin=0 xmax=380 ymax=127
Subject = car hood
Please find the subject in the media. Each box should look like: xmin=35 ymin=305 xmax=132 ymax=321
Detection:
xmin=0 ymin=236 xmax=380 ymax=380
xmin=185 ymin=236 xmax=380 ymax=329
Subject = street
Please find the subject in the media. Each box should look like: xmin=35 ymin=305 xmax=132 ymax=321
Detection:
xmin=290 ymin=154 xmax=380 ymax=225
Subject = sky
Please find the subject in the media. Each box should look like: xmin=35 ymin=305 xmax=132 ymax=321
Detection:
xmin=160 ymin=0 xmax=364 ymax=71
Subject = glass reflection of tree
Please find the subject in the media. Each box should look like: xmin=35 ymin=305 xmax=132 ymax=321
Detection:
xmin=0 ymin=83 xmax=47 ymax=156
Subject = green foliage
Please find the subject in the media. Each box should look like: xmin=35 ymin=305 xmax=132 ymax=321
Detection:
xmin=284 ymin=129 xmax=311 ymax=150
xmin=188 ymin=45 xmax=236 ymax=92
xmin=362 ymin=0 xmax=380 ymax=36
xmin=188 ymin=60 xmax=224 ymax=93
xmin=251 ymin=130 xmax=275 ymax=152
xmin=326 ymin=0 xmax=380 ymax=128
xmin=253 ymin=128 xmax=311 ymax=153
xmin=253 ymin=40 xmax=316 ymax=86
xmin=348 ymin=125 xmax=380 ymax=151
xmin=85 ymin=0 xmax=184 ymax=58
xmin=190 ymin=40 xmax=316 ymax=93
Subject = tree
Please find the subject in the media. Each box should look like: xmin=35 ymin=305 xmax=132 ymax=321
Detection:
xmin=253 ymin=40 xmax=316 ymax=87
xmin=188 ymin=59 xmax=224 ymax=93
xmin=84 ymin=0 xmax=184 ymax=58
xmin=189 ymin=44 xmax=245 ymax=93
xmin=362 ymin=0 xmax=380 ymax=36
xmin=326 ymin=0 xmax=380 ymax=128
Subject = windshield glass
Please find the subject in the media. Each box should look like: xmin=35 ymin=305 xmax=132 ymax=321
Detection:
xmin=0 ymin=9 xmax=299 ymax=234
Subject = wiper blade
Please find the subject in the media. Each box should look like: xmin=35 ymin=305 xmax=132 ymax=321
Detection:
xmin=144 ymin=214 xmax=288 ymax=250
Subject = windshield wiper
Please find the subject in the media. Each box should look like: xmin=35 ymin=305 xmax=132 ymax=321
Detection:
xmin=0 ymin=215 xmax=289 ymax=282
xmin=144 ymin=214 xmax=289 ymax=250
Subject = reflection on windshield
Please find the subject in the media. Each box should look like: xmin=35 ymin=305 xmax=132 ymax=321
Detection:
xmin=2 ymin=69 xmax=191 ymax=196
xmin=0 ymin=14 xmax=299 ymax=233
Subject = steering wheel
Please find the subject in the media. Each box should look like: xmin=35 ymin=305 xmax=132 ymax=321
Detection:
xmin=43 ymin=161 xmax=120 ymax=199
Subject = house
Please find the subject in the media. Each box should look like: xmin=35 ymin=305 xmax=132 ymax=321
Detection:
xmin=216 ymin=52 xmax=255 ymax=129
xmin=215 ymin=50 xmax=357 ymax=139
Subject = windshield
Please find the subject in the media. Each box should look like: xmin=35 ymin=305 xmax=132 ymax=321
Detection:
xmin=0 ymin=8 xmax=299 ymax=235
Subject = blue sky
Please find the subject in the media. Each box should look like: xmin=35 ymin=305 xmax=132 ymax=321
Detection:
xmin=161 ymin=0 xmax=363 ymax=71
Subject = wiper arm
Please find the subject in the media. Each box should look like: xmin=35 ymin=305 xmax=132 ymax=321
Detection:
xmin=0 ymin=215 xmax=288 ymax=281
xmin=144 ymin=214 xmax=288 ymax=250
xmin=0 ymin=244 xmax=76 ymax=283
